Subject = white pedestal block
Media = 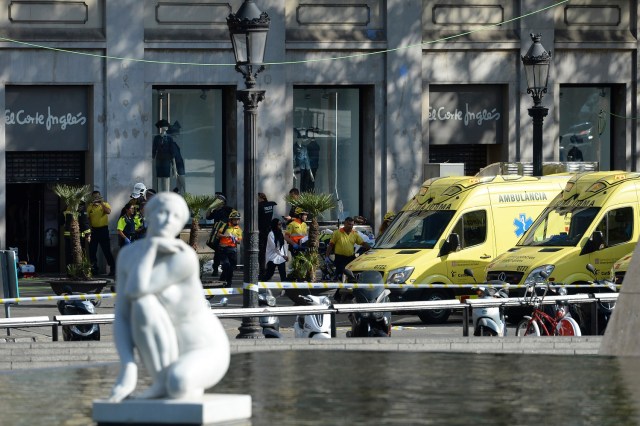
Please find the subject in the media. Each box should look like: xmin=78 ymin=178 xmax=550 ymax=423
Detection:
xmin=93 ymin=394 xmax=251 ymax=425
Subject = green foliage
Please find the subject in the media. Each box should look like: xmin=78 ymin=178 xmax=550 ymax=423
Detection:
xmin=199 ymin=254 xmax=213 ymax=276
xmin=289 ymin=250 xmax=320 ymax=282
xmin=284 ymin=192 xmax=337 ymax=220
xmin=183 ymin=193 xmax=219 ymax=221
xmin=66 ymin=255 xmax=93 ymax=280
xmin=284 ymin=191 xmax=337 ymax=281
xmin=52 ymin=184 xmax=92 ymax=219
xmin=53 ymin=183 xmax=92 ymax=275
xmin=183 ymin=193 xmax=220 ymax=251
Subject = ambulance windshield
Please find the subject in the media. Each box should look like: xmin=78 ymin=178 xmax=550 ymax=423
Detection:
xmin=520 ymin=206 xmax=600 ymax=247
xmin=375 ymin=210 xmax=455 ymax=249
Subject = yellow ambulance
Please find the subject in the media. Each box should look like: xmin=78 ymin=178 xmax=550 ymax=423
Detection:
xmin=485 ymin=172 xmax=640 ymax=322
xmin=345 ymin=174 xmax=570 ymax=323
xmin=611 ymin=251 xmax=633 ymax=286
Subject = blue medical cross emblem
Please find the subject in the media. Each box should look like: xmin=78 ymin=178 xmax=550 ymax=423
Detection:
xmin=514 ymin=213 xmax=533 ymax=237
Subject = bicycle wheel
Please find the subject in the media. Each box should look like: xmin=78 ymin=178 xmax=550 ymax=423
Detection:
xmin=516 ymin=316 xmax=540 ymax=336
xmin=555 ymin=317 xmax=582 ymax=336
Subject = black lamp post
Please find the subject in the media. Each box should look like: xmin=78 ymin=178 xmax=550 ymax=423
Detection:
xmin=228 ymin=0 xmax=269 ymax=339
xmin=521 ymin=33 xmax=551 ymax=177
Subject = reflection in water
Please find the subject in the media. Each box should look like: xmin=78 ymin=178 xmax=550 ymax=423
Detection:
xmin=0 ymin=352 xmax=639 ymax=425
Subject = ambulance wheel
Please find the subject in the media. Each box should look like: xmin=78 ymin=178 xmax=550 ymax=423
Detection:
xmin=417 ymin=290 xmax=451 ymax=324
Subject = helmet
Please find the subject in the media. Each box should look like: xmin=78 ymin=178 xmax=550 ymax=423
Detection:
xmin=131 ymin=182 xmax=147 ymax=199
xmin=384 ymin=211 xmax=395 ymax=221
xmin=229 ymin=210 xmax=241 ymax=219
xmin=295 ymin=207 xmax=309 ymax=215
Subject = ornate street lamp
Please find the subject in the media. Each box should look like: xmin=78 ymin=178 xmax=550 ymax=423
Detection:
xmin=227 ymin=0 xmax=270 ymax=339
xmin=521 ymin=33 xmax=551 ymax=177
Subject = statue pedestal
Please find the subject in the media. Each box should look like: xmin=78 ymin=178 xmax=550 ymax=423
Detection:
xmin=93 ymin=394 xmax=251 ymax=425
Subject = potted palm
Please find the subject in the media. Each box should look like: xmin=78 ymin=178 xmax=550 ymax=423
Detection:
xmin=49 ymin=183 xmax=108 ymax=295
xmin=183 ymin=193 xmax=223 ymax=251
xmin=285 ymin=192 xmax=337 ymax=281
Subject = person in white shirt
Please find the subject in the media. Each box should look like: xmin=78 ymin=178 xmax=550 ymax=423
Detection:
xmin=261 ymin=218 xmax=288 ymax=281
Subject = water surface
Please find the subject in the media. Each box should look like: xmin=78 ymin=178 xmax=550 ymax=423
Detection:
xmin=1 ymin=351 xmax=639 ymax=425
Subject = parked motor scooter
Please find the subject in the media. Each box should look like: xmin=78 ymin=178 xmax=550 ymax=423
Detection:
xmin=585 ymin=263 xmax=617 ymax=335
xmin=343 ymin=270 xmax=392 ymax=337
xmin=56 ymin=287 xmax=100 ymax=341
xmin=464 ymin=269 xmax=509 ymax=337
xmin=258 ymin=289 xmax=283 ymax=338
xmin=293 ymin=294 xmax=332 ymax=339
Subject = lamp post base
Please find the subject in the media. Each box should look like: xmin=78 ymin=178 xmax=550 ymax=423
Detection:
xmin=528 ymin=105 xmax=548 ymax=177
xmin=236 ymin=319 xmax=264 ymax=339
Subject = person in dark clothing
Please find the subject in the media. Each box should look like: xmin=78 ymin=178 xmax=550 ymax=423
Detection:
xmin=258 ymin=193 xmax=277 ymax=278
xmin=261 ymin=218 xmax=288 ymax=282
xmin=206 ymin=193 xmax=234 ymax=277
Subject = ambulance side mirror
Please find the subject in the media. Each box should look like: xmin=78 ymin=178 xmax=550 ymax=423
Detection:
xmin=582 ymin=231 xmax=604 ymax=255
xmin=440 ymin=233 xmax=460 ymax=256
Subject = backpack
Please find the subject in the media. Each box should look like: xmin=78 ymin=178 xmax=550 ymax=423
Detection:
xmin=206 ymin=221 xmax=228 ymax=250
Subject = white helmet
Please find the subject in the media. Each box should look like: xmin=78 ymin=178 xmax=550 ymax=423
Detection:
xmin=131 ymin=182 xmax=147 ymax=199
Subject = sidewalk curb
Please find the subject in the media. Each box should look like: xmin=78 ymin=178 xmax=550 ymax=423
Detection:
xmin=0 ymin=336 xmax=603 ymax=371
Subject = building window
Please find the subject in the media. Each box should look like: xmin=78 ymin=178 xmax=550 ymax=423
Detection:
xmin=559 ymin=86 xmax=611 ymax=169
xmin=152 ymin=88 xmax=224 ymax=196
xmin=293 ymin=87 xmax=361 ymax=221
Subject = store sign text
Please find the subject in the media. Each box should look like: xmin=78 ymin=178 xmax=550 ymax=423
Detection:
xmin=5 ymin=107 xmax=87 ymax=131
xmin=428 ymin=103 xmax=501 ymax=126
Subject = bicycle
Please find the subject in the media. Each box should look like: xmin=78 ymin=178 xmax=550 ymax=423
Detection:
xmin=515 ymin=281 xmax=581 ymax=337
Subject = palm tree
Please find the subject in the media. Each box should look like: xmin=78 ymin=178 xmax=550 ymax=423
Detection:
xmin=285 ymin=191 xmax=337 ymax=281
xmin=183 ymin=193 xmax=223 ymax=251
xmin=52 ymin=184 xmax=92 ymax=279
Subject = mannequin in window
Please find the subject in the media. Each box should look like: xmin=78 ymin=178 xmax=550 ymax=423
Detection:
xmin=294 ymin=136 xmax=314 ymax=192
xmin=153 ymin=119 xmax=174 ymax=192
xmin=153 ymin=119 xmax=186 ymax=193
xmin=167 ymin=121 xmax=186 ymax=194
xmin=307 ymin=137 xmax=320 ymax=192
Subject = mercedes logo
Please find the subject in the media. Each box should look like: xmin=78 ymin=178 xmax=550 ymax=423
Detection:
xmin=498 ymin=272 xmax=507 ymax=282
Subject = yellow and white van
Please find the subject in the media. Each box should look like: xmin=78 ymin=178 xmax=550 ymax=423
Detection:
xmin=611 ymin=251 xmax=633 ymax=286
xmin=346 ymin=174 xmax=570 ymax=323
xmin=485 ymin=171 xmax=640 ymax=303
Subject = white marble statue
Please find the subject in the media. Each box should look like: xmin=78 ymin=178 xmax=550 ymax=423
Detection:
xmin=109 ymin=192 xmax=230 ymax=402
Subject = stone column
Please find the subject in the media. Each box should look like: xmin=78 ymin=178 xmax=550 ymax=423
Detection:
xmin=104 ymin=0 xmax=149 ymax=217
xmin=384 ymin=0 xmax=424 ymax=217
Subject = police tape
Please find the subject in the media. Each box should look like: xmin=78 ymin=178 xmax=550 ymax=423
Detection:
xmin=0 ymin=289 xmax=243 ymax=303
xmin=0 ymin=293 xmax=116 ymax=305
xmin=204 ymin=288 xmax=243 ymax=296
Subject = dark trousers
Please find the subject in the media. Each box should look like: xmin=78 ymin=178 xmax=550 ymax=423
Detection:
xmin=262 ymin=261 xmax=286 ymax=282
xmin=89 ymin=226 xmax=115 ymax=273
xmin=334 ymin=254 xmax=356 ymax=279
xmin=219 ymin=247 xmax=238 ymax=287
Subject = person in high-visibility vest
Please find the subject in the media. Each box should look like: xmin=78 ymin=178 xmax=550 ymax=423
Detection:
xmin=217 ymin=210 xmax=243 ymax=287
xmin=87 ymin=190 xmax=116 ymax=276
xmin=117 ymin=204 xmax=137 ymax=247
xmin=284 ymin=207 xmax=308 ymax=255
xmin=325 ymin=216 xmax=371 ymax=279
xmin=378 ymin=210 xmax=395 ymax=238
